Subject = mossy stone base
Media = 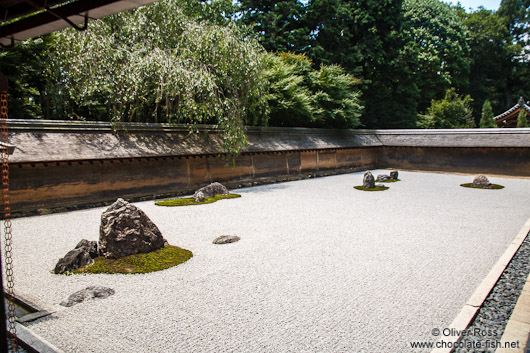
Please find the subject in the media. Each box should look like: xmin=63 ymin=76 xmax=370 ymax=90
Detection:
xmin=460 ymin=183 xmax=504 ymax=190
xmin=155 ymin=193 xmax=241 ymax=207
xmin=354 ymin=185 xmax=389 ymax=191
xmin=72 ymin=245 xmax=193 ymax=274
xmin=381 ymin=179 xmax=400 ymax=183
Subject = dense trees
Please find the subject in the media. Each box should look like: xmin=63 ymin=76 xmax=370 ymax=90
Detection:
xmin=1 ymin=0 xmax=530 ymax=136
xmin=417 ymin=88 xmax=475 ymax=129
xmin=480 ymin=100 xmax=496 ymax=128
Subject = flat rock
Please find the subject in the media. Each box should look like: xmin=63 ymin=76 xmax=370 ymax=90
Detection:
xmin=213 ymin=235 xmax=241 ymax=245
xmin=99 ymin=198 xmax=165 ymax=259
xmin=60 ymin=286 xmax=115 ymax=307
xmin=193 ymin=182 xmax=229 ymax=202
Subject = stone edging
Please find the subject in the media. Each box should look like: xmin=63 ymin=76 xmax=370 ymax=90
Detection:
xmin=430 ymin=217 xmax=530 ymax=353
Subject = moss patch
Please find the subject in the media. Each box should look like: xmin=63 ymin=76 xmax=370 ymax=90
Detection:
xmin=155 ymin=193 xmax=241 ymax=207
xmin=354 ymin=185 xmax=389 ymax=191
xmin=380 ymin=179 xmax=400 ymax=183
xmin=460 ymin=183 xmax=504 ymax=190
xmin=72 ymin=245 xmax=193 ymax=274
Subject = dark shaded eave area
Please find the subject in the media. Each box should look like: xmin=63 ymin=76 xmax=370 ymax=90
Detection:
xmin=0 ymin=0 xmax=160 ymax=46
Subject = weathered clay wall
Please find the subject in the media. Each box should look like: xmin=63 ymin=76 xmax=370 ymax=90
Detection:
xmin=5 ymin=120 xmax=530 ymax=215
xmin=9 ymin=148 xmax=379 ymax=213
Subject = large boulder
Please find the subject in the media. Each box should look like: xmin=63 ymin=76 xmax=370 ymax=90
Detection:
xmin=390 ymin=171 xmax=399 ymax=180
xmin=54 ymin=239 xmax=98 ymax=274
xmin=60 ymin=286 xmax=115 ymax=307
xmin=363 ymin=171 xmax=375 ymax=189
xmin=193 ymin=182 xmax=229 ymax=202
xmin=99 ymin=198 xmax=165 ymax=259
xmin=472 ymin=175 xmax=491 ymax=188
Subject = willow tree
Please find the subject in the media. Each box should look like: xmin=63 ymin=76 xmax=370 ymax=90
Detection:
xmin=51 ymin=0 xmax=268 ymax=154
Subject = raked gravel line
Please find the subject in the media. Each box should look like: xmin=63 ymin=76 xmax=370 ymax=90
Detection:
xmin=7 ymin=170 xmax=530 ymax=353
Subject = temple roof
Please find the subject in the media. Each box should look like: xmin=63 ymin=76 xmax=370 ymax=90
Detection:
xmin=494 ymin=96 xmax=530 ymax=127
xmin=0 ymin=0 xmax=160 ymax=47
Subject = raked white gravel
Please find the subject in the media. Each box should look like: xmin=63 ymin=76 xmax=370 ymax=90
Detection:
xmin=8 ymin=170 xmax=530 ymax=353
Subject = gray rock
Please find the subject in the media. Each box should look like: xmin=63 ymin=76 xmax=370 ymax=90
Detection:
xmin=472 ymin=174 xmax=491 ymax=188
xmin=390 ymin=171 xmax=399 ymax=180
xmin=363 ymin=171 xmax=375 ymax=189
xmin=193 ymin=182 xmax=229 ymax=202
xmin=75 ymin=239 xmax=98 ymax=259
xmin=60 ymin=286 xmax=115 ymax=307
xmin=54 ymin=239 xmax=98 ymax=274
xmin=99 ymin=198 xmax=165 ymax=259
xmin=213 ymin=235 xmax=241 ymax=244
xmin=376 ymin=174 xmax=391 ymax=182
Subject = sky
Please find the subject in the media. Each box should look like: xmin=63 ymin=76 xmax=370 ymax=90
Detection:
xmin=445 ymin=0 xmax=500 ymax=11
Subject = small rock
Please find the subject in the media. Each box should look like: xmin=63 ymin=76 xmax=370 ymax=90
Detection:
xmin=60 ymin=286 xmax=115 ymax=307
xmin=54 ymin=239 xmax=98 ymax=274
xmin=472 ymin=174 xmax=492 ymax=188
xmin=363 ymin=171 xmax=375 ymax=189
xmin=390 ymin=171 xmax=399 ymax=179
xmin=193 ymin=182 xmax=229 ymax=202
xmin=213 ymin=235 xmax=241 ymax=244
xmin=99 ymin=198 xmax=165 ymax=259
xmin=376 ymin=174 xmax=391 ymax=182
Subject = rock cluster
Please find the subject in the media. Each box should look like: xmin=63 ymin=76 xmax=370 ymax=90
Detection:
xmin=99 ymin=198 xmax=165 ymax=259
xmin=376 ymin=170 xmax=399 ymax=182
xmin=376 ymin=174 xmax=391 ymax=182
xmin=363 ymin=171 xmax=375 ymax=189
xmin=60 ymin=286 xmax=115 ymax=307
xmin=472 ymin=174 xmax=492 ymax=188
xmin=54 ymin=239 xmax=98 ymax=274
xmin=55 ymin=198 xmax=167 ymax=272
xmin=193 ymin=182 xmax=229 ymax=202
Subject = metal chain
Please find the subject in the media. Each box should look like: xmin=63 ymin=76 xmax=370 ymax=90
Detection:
xmin=1 ymin=91 xmax=17 ymax=351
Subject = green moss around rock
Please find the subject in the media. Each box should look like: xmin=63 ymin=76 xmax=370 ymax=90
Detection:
xmin=155 ymin=193 xmax=241 ymax=207
xmin=460 ymin=183 xmax=504 ymax=190
xmin=354 ymin=185 xmax=389 ymax=191
xmin=382 ymin=179 xmax=400 ymax=183
xmin=72 ymin=245 xmax=193 ymax=274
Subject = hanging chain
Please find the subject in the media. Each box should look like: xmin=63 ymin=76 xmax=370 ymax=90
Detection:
xmin=1 ymin=91 xmax=17 ymax=351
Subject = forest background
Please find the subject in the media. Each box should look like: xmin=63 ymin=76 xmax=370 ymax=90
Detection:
xmin=0 ymin=0 xmax=529 ymax=151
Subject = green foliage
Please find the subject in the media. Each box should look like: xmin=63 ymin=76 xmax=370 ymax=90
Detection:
xmin=0 ymin=36 xmax=54 ymax=119
xmin=461 ymin=8 xmax=514 ymax=121
xmin=155 ymin=193 xmax=241 ymax=207
xmin=480 ymin=100 xmax=496 ymax=128
xmin=307 ymin=0 xmax=418 ymax=128
xmin=50 ymin=0 xmax=268 ymax=154
xmin=238 ymin=0 xmax=310 ymax=53
xmin=263 ymin=52 xmax=362 ymax=128
xmin=263 ymin=53 xmax=314 ymax=127
xmin=517 ymin=109 xmax=529 ymax=127
xmin=417 ymin=88 xmax=475 ymax=129
xmin=402 ymin=0 xmax=471 ymax=112
xmin=72 ymin=246 xmax=193 ymax=274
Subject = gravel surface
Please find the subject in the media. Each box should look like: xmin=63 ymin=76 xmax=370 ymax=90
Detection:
xmin=7 ymin=170 xmax=530 ymax=353
xmin=455 ymin=231 xmax=530 ymax=353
